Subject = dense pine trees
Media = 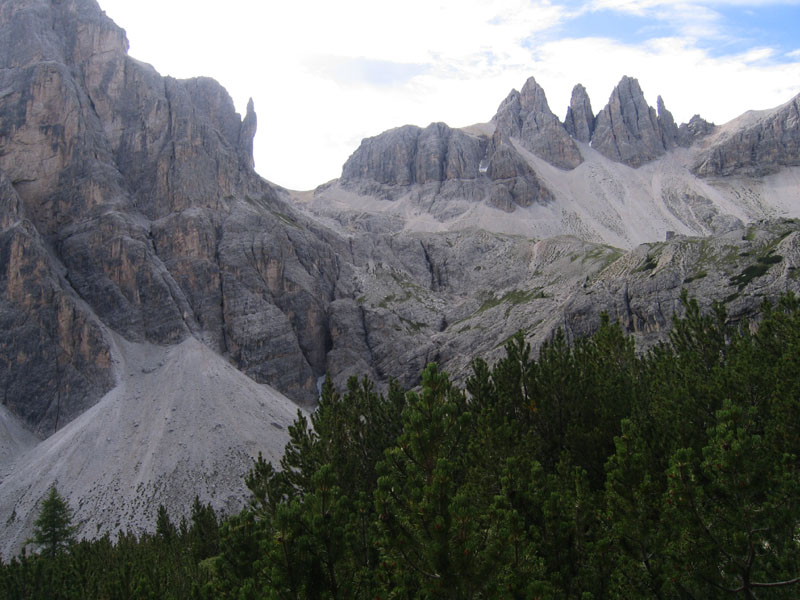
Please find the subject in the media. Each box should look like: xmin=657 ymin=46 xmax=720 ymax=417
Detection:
xmin=2 ymin=294 xmax=799 ymax=598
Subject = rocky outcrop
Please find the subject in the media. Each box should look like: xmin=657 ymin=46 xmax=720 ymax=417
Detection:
xmin=485 ymin=143 xmax=553 ymax=210
xmin=0 ymin=176 xmax=113 ymax=436
xmin=0 ymin=0 xmax=356 ymax=551
xmin=341 ymin=122 xmax=486 ymax=187
xmin=678 ymin=114 xmax=714 ymax=147
xmin=492 ymin=77 xmax=583 ymax=170
xmin=564 ymin=84 xmax=595 ymax=143
xmin=340 ymin=120 xmax=553 ymax=212
xmin=559 ymin=221 xmax=800 ymax=348
xmin=692 ymin=94 xmax=800 ymax=177
xmin=657 ymin=95 xmax=679 ymax=150
xmin=0 ymin=0 xmax=343 ymax=426
xmin=315 ymin=219 xmax=800 ymax=403
xmin=591 ymin=76 xmax=668 ymax=167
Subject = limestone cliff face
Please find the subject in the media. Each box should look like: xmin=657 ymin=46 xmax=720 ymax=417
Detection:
xmin=340 ymin=78 xmax=575 ymax=212
xmin=564 ymin=84 xmax=594 ymax=144
xmin=485 ymin=143 xmax=553 ymax=210
xmin=0 ymin=0 xmax=341 ymax=429
xmin=341 ymin=122 xmax=486 ymax=187
xmin=309 ymin=219 xmax=800 ymax=403
xmin=336 ymin=75 xmax=724 ymax=218
xmin=657 ymin=96 xmax=679 ymax=150
xmin=678 ymin=114 xmax=714 ymax=146
xmin=591 ymin=76 xmax=669 ymax=167
xmin=340 ymin=119 xmax=552 ymax=211
xmin=559 ymin=221 xmax=800 ymax=348
xmin=692 ymin=94 xmax=800 ymax=177
xmin=0 ymin=175 xmax=112 ymax=436
xmin=492 ymin=77 xmax=582 ymax=170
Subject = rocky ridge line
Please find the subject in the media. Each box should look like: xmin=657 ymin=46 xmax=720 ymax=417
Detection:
xmin=338 ymin=75 xmax=711 ymax=214
xmin=692 ymin=95 xmax=800 ymax=177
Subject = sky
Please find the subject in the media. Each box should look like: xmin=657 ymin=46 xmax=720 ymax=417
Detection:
xmin=98 ymin=0 xmax=800 ymax=191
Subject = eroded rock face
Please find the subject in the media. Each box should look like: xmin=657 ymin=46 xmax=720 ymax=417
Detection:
xmin=0 ymin=0 xmax=342 ymax=426
xmin=657 ymin=95 xmax=679 ymax=150
xmin=339 ymin=119 xmax=553 ymax=212
xmin=3 ymin=0 xmax=800 ymax=439
xmin=492 ymin=77 xmax=583 ymax=170
xmin=564 ymin=84 xmax=595 ymax=143
xmin=485 ymin=143 xmax=553 ymax=210
xmin=678 ymin=114 xmax=714 ymax=147
xmin=6 ymin=0 xmax=800 ymax=556
xmin=341 ymin=123 xmax=486 ymax=187
xmin=559 ymin=222 xmax=800 ymax=349
xmin=692 ymin=94 xmax=800 ymax=177
xmin=592 ymin=76 xmax=667 ymax=167
xmin=0 ymin=176 xmax=113 ymax=436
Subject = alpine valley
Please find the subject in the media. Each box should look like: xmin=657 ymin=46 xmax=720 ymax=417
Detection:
xmin=1 ymin=0 xmax=800 ymax=558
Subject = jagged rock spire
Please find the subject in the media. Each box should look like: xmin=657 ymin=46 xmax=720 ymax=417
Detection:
xmin=591 ymin=76 xmax=666 ymax=167
xmin=492 ymin=77 xmax=583 ymax=170
xmin=565 ymin=84 xmax=595 ymax=143
xmin=657 ymin=95 xmax=679 ymax=150
xmin=238 ymin=98 xmax=257 ymax=170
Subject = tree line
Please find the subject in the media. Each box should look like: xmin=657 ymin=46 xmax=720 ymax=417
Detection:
xmin=2 ymin=292 xmax=799 ymax=599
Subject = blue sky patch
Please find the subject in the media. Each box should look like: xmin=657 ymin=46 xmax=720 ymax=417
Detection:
xmin=550 ymin=8 xmax=673 ymax=45
xmin=544 ymin=2 xmax=800 ymax=64
xmin=702 ymin=5 xmax=800 ymax=62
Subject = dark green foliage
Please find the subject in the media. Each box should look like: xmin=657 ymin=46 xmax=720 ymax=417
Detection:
xmin=758 ymin=253 xmax=783 ymax=265
xmin=3 ymin=293 xmax=799 ymax=599
xmin=374 ymin=364 xmax=482 ymax=597
xmin=606 ymin=292 xmax=800 ymax=598
xmin=156 ymin=504 xmax=176 ymax=542
xmin=639 ymin=253 xmax=658 ymax=271
xmin=29 ymin=487 xmax=75 ymax=559
xmin=730 ymin=253 xmax=783 ymax=289
xmin=188 ymin=497 xmax=220 ymax=563
xmin=2 ymin=503 xmax=215 ymax=599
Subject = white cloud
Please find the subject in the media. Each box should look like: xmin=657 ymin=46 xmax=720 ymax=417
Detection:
xmin=99 ymin=0 xmax=800 ymax=190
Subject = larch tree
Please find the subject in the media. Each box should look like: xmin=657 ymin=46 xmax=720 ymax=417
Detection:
xmin=30 ymin=486 xmax=76 ymax=559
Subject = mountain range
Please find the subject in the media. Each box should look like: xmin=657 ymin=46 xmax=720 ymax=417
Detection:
xmin=1 ymin=0 xmax=799 ymax=556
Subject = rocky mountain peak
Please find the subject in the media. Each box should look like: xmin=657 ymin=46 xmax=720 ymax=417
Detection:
xmin=4 ymin=0 xmax=800 ymax=558
xmin=678 ymin=114 xmax=715 ymax=146
xmin=518 ymin=76 xmax=552 ymax=116
xmin=0 ymin=0 xmax=128 ymax=70
xmin=340 ymin=122 xmax=487 ymax=190
xmin=0 ymin=0 xmax=344 ymax=438
xmin=591 ymin=75 xmax=667 ymax=167
xmin=492 ymin=76 xmax=583 ymax=170
xmin=491 ymin=89 xmax=522 ymax=140
xmin=564 ymin=83 xmax=595 ymax=143
xmin=6 ymin=0 xmax=800 ymax=560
